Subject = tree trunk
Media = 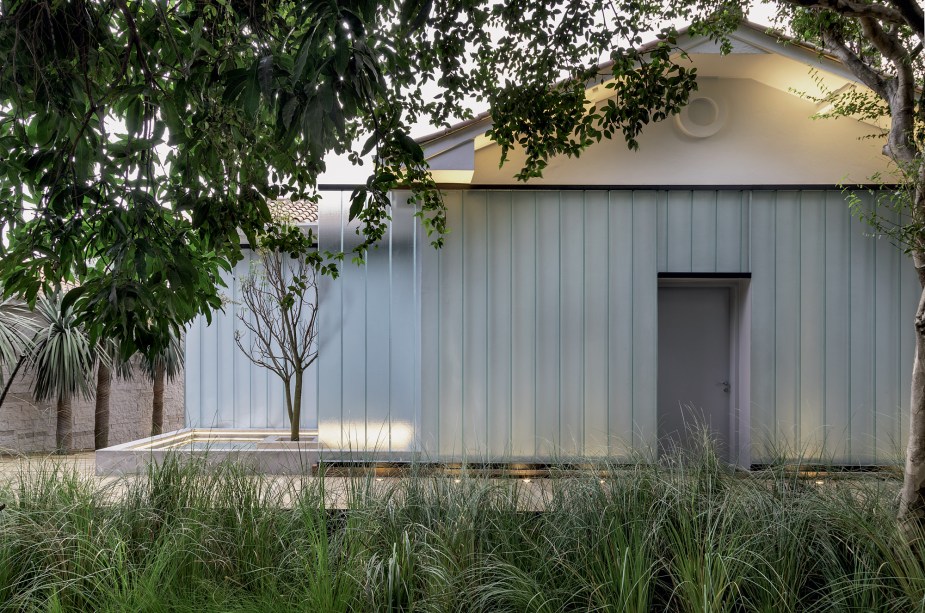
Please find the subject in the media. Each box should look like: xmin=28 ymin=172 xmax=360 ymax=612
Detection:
xmin=151 ymin=363 xmax=164 ymax=436
xmin=0 ymin=354 xmax=26 ymax=409
xmin=291 ymin=370 xmax=303 ymax=442
xmin=900 ymin=282 xmax=925 ymax=527
xmin=56 ymin=395 xmax=72 ymax=455
xmin=900 ymin=176 xmax=925 ymax=528
xmin=94 ymin=363 xmax=111 ymax=450
xmin=901 ymin=248 xmax=925 ymax=527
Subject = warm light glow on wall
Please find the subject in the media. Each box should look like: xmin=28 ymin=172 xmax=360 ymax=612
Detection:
xmin=318 ymin=421 xmax=415 ymax=451
xmin=429 ymin=169 xmax=474 ymax=184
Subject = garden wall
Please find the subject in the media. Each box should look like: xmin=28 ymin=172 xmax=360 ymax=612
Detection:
xmin=0 ymin=363 xmax=184 ymax=454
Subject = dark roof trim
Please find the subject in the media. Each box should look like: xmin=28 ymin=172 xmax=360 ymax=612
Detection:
xmin=435 ymin=183 xmax=903 ymax=191
xmin=659 ymin=272 xmax=752 ymax=279
xmin=317 ymin=184 xmax=365 ymax=190
xmin=316 ymin=183 xmax=902 ymax=192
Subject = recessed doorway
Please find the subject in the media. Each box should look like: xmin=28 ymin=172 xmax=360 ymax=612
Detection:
xmin=657 ymin=279 xmax=749 ymax=466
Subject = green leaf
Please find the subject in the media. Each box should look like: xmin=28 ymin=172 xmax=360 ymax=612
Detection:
xmin=282 ymin=97 xmax=300 ymax=130
xmin=244 ymin=74 xmax=261 ymax=119
xmin=60 ymin=285 xmax=87 ymax=316
xmin=400 ymin=0 xmax=432 ymax=32
xmin=348 ymin=189 xmax=366 ymax=220
xmin=334 ymin=43 xmax=349 ymax=76
xmin=394 ymin=131 xmax=424 ymax=162
xmin=126 ymin=97 xmax=143 ymax=134
xmin=360 ymin=132 xmax=378 ymax=156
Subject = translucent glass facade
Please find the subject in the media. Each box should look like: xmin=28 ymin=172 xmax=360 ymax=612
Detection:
xmin=188 ymin=189 xmax=917 ymax=463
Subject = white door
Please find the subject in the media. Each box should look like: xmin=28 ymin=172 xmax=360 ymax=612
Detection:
xmin=657 ymin=286 xmax=732 ymax=461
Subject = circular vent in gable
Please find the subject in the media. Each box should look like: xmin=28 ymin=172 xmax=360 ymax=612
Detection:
xmin=675 ymin=95 xmax=727 ymax=138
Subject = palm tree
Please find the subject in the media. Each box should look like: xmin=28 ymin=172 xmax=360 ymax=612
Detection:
xmin=93 ymin=339 xmax=133 ymax=450
xmin=0 ymin=296 xmax=39 ymax=407
xmin=142 ymin=331 xmax=183 ymax=437
xmin=29 ymin=293 xmax=94 ymax=454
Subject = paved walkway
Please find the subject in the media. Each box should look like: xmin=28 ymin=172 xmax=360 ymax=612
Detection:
xmin=0 ymin=451 xmax=96 ymax=478
xmin=0 ymin=451 xmax=557 ymax=510
xmin=0 ymin=451 xmax=893 ymax=512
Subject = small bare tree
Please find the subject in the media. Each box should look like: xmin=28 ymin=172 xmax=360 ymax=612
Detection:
xmin=235 ymin=249 xmax=319 ymax=441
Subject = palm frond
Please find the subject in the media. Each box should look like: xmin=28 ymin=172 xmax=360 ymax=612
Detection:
xmin=28 ymin=293 xmax=95 ymax=403
xmin=141 ymin=330 xmax=184 ymax=382
xmin=0 ymin=296 xmax=39 ymax=371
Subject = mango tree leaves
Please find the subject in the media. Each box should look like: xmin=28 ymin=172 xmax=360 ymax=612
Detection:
xmin=0 ymin=0 xmax=724 ymax=357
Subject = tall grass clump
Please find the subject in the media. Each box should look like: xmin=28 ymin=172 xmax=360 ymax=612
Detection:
xmin=0 ymin=447 xmax=922 ymax=612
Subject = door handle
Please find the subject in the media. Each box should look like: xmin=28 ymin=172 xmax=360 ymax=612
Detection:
xmin=720 ymin=381 xmax=730 ymax=393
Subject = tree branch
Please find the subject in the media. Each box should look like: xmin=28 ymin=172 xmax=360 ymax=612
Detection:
xmin=858 ymin=17 xmax=919 ymax=163
xmin=113 ymin=0 xmax=156 ymax=87
xmin=784 ymin=0 xmax=911 ymax=29
xmin=820 ymin=27 xmax=890 ymax=100
xmin=887 ymin=0 xmax=925 ymax=39
xmin=234 ymin=248 xmax=320 ymax=437
xmin=860 ymin=15 xmax=912 ymax=63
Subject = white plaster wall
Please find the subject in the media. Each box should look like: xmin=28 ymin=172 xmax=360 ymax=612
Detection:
xmin=473 ymin=76 xmax=892 ymax=186
xmin=0 ymin=362 xmax=184 ymax=454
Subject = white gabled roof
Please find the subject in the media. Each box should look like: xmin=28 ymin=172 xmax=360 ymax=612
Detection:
xmin=418 ymin=21 xmax=889 ymax=186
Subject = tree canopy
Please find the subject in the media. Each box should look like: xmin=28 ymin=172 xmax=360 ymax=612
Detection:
xmin=0 ymin=0 xmax=719 ymax=358
xmin=3 ymin=0 xmax=925 ymax=516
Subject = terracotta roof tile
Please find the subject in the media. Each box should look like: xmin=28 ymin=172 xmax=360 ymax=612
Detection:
xmin=268 ymin=199 xmax=319 ymax=224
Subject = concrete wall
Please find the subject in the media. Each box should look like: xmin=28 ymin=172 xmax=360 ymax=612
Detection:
xmin=0 ymin=361 xmax=184 ymax=454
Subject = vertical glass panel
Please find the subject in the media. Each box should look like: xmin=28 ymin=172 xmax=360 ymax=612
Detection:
xmin=666 ymin=190 xmax=693 ymax=273
xmin=419 ymin=191 xmax=441 ymax=454
xmin=749 ymin=191 xmax=778 ymax=460
xmin=691 ymin=191 xmax=717 ymax=272
xmin=438 ymin=192 xmax=464 ymax=456
xmin=317 ymin=191 xmax=345 ymax=446
xmin=197 ymin=270 xmax=224 ymax=426
xmin=608 ymin=191 xmax=634 ymax=455
xmin=365 ymin=206 xmax=392 ymax=451
xmin=510 ymin=192 xmax=537 ymax=456
xmin=715 ymin=191 xmax=744 ymax=272
xmin=559 ymin=191 xmax=585 ymax=455
xmin=848 ymin=191 xmax=876 ymax=462
xmin=534 ymin=192 xmax=561 ymax=454
xmin=340 ymin=208 xmax=369 ymax=448
xmin=232 ymin=253 xmax=253 ymax=429
xmin=462 ymin=192 xmax=489 ymax=456
xmin=774 ymin=191 xmax=801 ymax=452
xmin=389 ymin=194 xmax=418 ymax=452
xmin=631 ymin=191 xmax=659 ymax=447
xmin=799 ymin=191 xmax=826 ymax=456
xmin=487 ymin=192 xmax=513 ymax=457
xmin=583 ymin=192 xmax=609 ymax=456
